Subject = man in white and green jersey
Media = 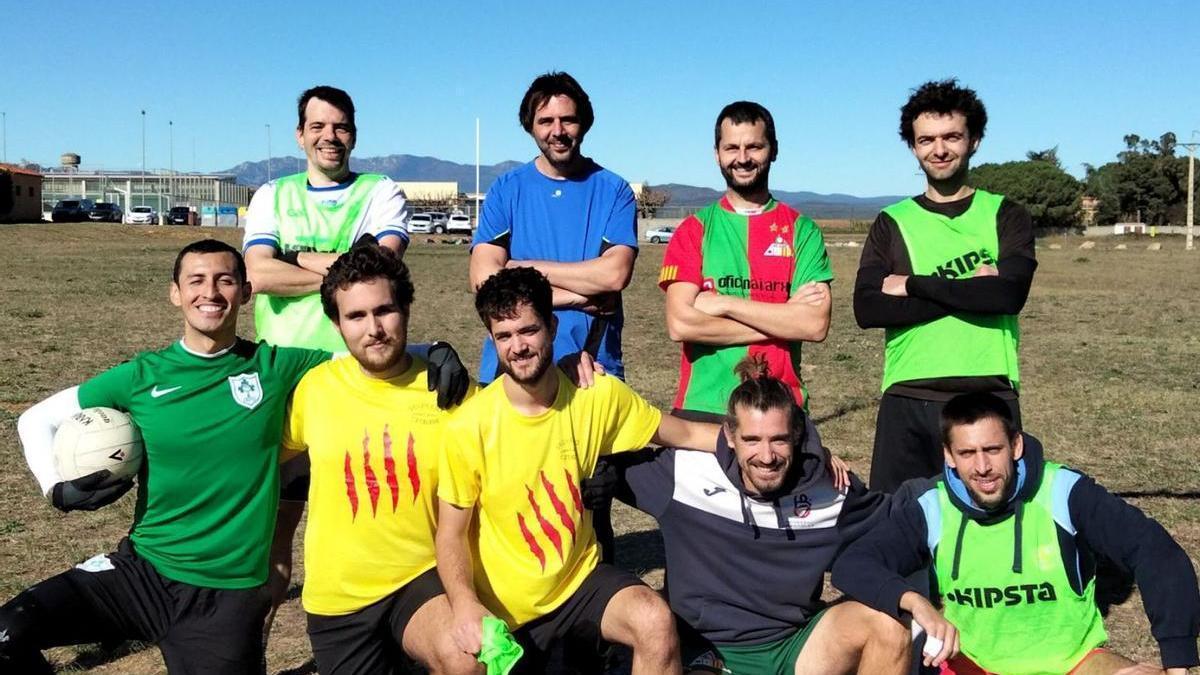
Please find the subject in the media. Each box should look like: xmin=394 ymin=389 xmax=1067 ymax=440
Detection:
xmin=3 ymin=240 xmax=326 ymax=674
xmin=244 ymin=85 xmax=410 ymax=353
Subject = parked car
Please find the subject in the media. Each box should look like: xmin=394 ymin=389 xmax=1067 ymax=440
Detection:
xmin=446 ymin=214 xmax=473 ymax=235
xmin=126 ymin=205 xmax=158 ymax=224
xmin=87 ymin=202 xmax=123 ymax=223
xmin=427 ymin=212 xmax=448 ymax=227
xmin=167 ymin=206 xmax=194 ymax=225
xmin=409 ymin=213 xmax=433 ymax=234
xmin=51 ymin=199 xmax=96 ymax=222
xmin=645 ymin=226 xmax=675 ymax=244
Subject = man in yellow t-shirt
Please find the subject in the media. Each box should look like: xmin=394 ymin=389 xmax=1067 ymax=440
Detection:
xmin=437 ymin=267 xmax=721 ymax=674
xmin=284 ymin=244 xmax=481 ymax=675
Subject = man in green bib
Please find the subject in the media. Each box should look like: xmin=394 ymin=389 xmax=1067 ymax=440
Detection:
xmin=853 ymin=80 xmax=1037 ymax=492
xmin=244 ymin=85 xmax=410 ymax=353
xmin=832 ymin=393 xmax=1199 ymax=675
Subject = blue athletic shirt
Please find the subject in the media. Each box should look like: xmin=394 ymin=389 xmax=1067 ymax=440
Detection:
xmin=472 ymin=160 xmax=637 ymax=383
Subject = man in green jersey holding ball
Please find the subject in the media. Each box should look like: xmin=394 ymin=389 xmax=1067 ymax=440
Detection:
xmin=1 ymin=239 xmax=463 ymax=674
xmin=3 ymin=240 xmax=322 ymax=673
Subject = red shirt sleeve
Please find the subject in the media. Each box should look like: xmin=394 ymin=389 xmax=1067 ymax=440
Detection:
xmin=658 ymin=216 xmax=704 ymax=291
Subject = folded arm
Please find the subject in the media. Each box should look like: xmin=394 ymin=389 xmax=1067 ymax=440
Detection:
xmin=663 ymin=281 xmax=769 ymax=345
xmin=696 ymin=280 xmax=832 ymax=342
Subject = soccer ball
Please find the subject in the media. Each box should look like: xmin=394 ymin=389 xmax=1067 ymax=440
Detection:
xmin=53 ymin=407 xmax=144 ymax=483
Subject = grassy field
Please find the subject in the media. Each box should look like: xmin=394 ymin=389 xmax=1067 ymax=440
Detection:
xmin=0 ymin=223 xmax=1197 ymax=673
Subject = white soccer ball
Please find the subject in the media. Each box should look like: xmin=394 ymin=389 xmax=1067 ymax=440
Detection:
xmin=53 ymin=407 xmax=144 ymax=483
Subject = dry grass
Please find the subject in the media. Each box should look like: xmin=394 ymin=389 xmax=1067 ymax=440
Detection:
xmin=0 ymin=223 xmax=1197 ymax=672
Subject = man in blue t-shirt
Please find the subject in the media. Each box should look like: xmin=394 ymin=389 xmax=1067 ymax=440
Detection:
xmin=469 ymin=71 xmax=638 ymax=384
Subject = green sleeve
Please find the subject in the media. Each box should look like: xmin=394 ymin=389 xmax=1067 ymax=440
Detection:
xmin=791 ymin=216 xmax=834 ymax=290
xmin=77 ymin=361 xmax=137 ymax=411
xmin=277 ymin=347 xmax=333 ymax=389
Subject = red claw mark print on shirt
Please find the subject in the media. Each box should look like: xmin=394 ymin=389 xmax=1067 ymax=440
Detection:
xmin=518 ymin=470 xmax=584 ymax=570
xmin=362 ymin=432 xmax=381 ymax=516
xmin=345 ymin=427 xmax=418 ymax=521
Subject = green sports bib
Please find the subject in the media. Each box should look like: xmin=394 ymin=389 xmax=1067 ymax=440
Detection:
xmin=253 ymin=172 xmax=384 ymax=352
xmin=933 ymin=464 xmax=1107 ymax=674
xmin=881 ymin=190 xmax=1020 ymax=391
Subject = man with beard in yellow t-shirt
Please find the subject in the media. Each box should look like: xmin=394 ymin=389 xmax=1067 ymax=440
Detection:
xmin=283 ymin=244 xmax=481 ymax=675
xmin=437 ymin=267 xmax=722 ymax=674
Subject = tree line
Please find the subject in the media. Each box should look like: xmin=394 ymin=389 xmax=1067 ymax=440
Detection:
xmin=970 ymin=132 xmax=1199 ymax=229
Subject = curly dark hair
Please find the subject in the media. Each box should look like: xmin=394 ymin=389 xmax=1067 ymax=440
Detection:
xmin=724 ymin=355 xmax=807 ymax=448
xmin=899 ymin=79 xmax=987 ymax=147
xmin=714 ymin=101 xmax=778 ymax=161
xmin=298 ymin=85 xmax=356 ymax=133
xmin=320 ymin=242 xmax=413 ymax=321
xmin=518 ymin=72 xmax=594 ymax=136
xmin=475 ymin=266 xmax=554 ymax=332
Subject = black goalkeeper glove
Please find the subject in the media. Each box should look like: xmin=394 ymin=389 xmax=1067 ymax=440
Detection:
xmin=581 ymin=458 xmax=620 ymax=510
xmin=50 ymin=470 xmax=134 ymax=513
xmin=426 ymin=341 xmax=469 ymax=409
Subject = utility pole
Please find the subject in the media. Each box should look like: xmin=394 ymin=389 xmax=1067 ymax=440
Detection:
xmin=1 ymin=111 xmax=6 ymax=164
xmin=140 ymin=110 xmax=146 ymax=208
xmin=266 ymin=124 xmax=272 ymax=182
xmin=475 ymin=117 xmax=481 ymax=222
xmin=169 ymin=120 xmax=174 ymax=209
xmin=1182 ymin=140 xmax=1197 ymax=252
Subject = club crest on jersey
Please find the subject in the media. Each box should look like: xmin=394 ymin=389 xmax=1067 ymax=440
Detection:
xmin=228 ymin=373 xmax=263 ymax=410
xmin=763 ymin=235 xmax=793 ymax=258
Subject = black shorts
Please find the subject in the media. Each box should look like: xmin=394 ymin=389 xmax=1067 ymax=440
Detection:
xmin=511 ymin=563 xmax=643 ymax=673
xmin=306 ymin=567 xmax=445 ymax=675
xmin=0 ymin=537 xmax=269 ymax=675
xmin=869 ymin=393 xmax=1022 ymax=493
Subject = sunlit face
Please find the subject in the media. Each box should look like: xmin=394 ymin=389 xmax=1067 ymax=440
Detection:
xmin=944 ymin=416 xmax=1024 ymax=510
xmin=531 ymin=95 xmax=584 ymax=169
xmin=170 ymin=252 xmax=249 ymax=339
xmin=296 ymin=97 xmax=356 ymax=180
xmin=725 ymin=405 xmax=794 ymax=496
xmin=910 ymin=111 xmax=978 ymax=183
xmin=332 ymin=278 xmax=409 ymax=377
xmin=716 ymin=118 xmax=774 ymax=196
xmin=488 ymin=302 xmax=556 ymax=385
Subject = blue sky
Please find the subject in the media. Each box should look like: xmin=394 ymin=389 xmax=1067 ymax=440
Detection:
xmin=3 ymin=1 xmax=1197 ymax=196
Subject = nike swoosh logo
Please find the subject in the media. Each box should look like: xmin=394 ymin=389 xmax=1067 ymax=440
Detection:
xmin=150 ymin=385 xmax=182 ymax=398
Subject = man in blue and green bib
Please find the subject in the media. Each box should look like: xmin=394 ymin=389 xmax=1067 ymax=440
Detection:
xmin=853 ymin=79 xmax=1038 ymax=493
xmin=832 ymin=393 xmax=1200 ymax=675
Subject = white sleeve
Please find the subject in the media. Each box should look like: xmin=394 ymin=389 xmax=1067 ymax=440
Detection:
xmin=242 ymin=182 xmax=280 ymax=251
xmin=356 ymin=178 xmax=409 ymax=244
xmin=17 ymin=386 xmax=82 ymax=496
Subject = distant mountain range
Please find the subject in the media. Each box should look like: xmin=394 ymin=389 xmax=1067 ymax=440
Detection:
xmin=220 ymin=155 xmax=904 ymax=220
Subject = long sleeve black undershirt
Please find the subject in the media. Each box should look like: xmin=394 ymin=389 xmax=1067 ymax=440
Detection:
xmin=853 ymin=194 xmax=1037 ymax=329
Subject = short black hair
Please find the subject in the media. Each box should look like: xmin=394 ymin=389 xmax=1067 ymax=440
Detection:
xmin=940 ymin=392 xmax=1018 ymax=447
xmin=714 ymin=101 xmax=778 ymax=161
xmin=725 ymin=355 xmax=806 ymax=449
xmin=518 ymin=72 xmax=594 ymax=136
xmin=172 ymin=239 xmax=245 ymax=284
xmin=320 ymin=242 xmax=414 ymax=321
xmin=298 ymin=85 xmax=356 ymax=132
xmin=899 ymin=79 xmax=987 ymax=147
xmin=475 ymin=267 xmax=554 ymax=332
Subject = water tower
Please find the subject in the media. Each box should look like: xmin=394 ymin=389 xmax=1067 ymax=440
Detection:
xmin=60 ymin=153 xmax=81 ymax=173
